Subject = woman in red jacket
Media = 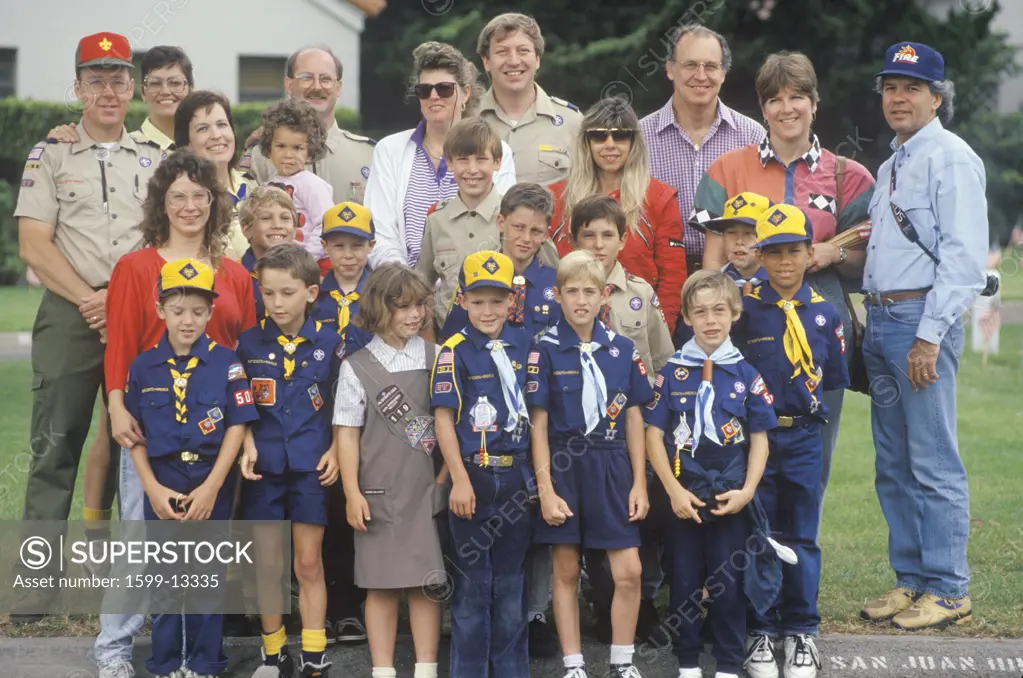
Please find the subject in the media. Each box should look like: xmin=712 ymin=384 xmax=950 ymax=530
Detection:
xmin=549 ymin=98 xmax=687 ymax=330
xmin=105 ymin=150 xmax=256 ymax=448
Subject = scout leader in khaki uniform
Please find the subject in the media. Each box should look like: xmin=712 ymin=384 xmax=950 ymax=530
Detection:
xmin=602 ymin=260 xmax=674 ymax=384
xmin=240 ymin=46 xmax=375 ymax=203
xmin=477 ymin=13 xmax=583 ymax=186
xmin=15 ymin=32 xmax=163 ymax=558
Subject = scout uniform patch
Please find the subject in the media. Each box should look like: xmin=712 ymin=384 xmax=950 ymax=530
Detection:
xmin=605 ymin=392 xmax=628 ymax=420
xmin=199 ymin=418 xmax=216 ymax=435
xmin=721 ymin=417 xmax=746 ymax=445
xmin=377 ymin=385 xmax=411 ymax=424
xmin=251 ymin=378 xmax=276 ymax=406
xmin=309 ymin=384 xmax=324 ymax=411
xmin=673 ymin=415 xmax=692 ymax=448
xmin=404 ymin=416 xmax=437 ymax=454
xmin=207 ymin=407 xmax=224 ymax=423
xmin=227 ymin=363 xmax=247 ymax=382
xmin=470 ymin=395 xmax=498 ymax=433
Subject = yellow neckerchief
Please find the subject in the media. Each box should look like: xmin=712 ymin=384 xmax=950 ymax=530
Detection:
xmin=328 ymin=290 xmax=360 ymax=332
xmin=276 ymin=335 xmax=309 ymax=380
xmin=169 ymin=356 xmax=200 ymax=423
xmin=777 ymin=298 xmax=815 ymax=379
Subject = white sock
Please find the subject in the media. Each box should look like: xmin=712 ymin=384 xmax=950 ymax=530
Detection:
xmin=371 ymin=669 xmax=397 ymax=678
xmin=413 ymin=663 xmax=438 ymax=678
xmin=715 ymin=673 xmax=740 ymax=678
xmin=563 ymin=653 xmax=585 ymax=668
xmin=610 ymin=643 xmax=634 ymax=665
xmin=531 ymin=611 xmax=547 ymax=624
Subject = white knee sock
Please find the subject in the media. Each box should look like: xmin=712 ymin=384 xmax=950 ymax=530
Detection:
xmin=563 ymin=653 xmax=585 ymax=668
xmin=413 ymin=662 xmax=438 ymax=678
xmin=371 ymin=668 xmax=396 ymax=678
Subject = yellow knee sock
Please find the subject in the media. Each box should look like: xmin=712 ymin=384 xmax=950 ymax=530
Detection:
xmin=262 ymin=625 xmax=287 ymax=658
xmin=301 ymin=627 xmax=327 ymax=655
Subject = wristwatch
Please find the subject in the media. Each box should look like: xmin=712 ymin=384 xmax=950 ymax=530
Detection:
xmin=838 ymin=246 xmax=847 ymax=265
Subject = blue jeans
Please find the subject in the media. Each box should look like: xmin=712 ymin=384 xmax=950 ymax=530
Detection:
xmin=448 ymin=464 xmax=533 ymax=678
xmin=864 ymin=298 xmax=970 ymax=599
xmin=94 ymin=448 xmax=147 ymax=668
xmin=748 ymin=424 xmax=823 ymax=637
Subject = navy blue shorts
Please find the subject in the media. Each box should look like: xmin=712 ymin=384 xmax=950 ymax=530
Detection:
xmin=534 ymin=442 xmax=641 ymax=550
xmin=240 ymin=468 xmax=328 ymax=526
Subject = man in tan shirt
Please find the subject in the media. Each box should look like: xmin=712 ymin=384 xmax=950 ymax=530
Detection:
xmin=477 ymin=13 xmax=583 ymax=186
xmin=13 ymin=31 xmax=162 ymax=623
xmin=240 ymin=46 xmax=375 ymax=203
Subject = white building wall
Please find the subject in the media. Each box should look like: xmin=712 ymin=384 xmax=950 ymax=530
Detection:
xmin=0 ymin=0 xmax=364 ymax=110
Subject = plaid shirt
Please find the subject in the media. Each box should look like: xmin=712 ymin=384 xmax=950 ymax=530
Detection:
xmin=640 ymin=98 xmax=765 ymax=261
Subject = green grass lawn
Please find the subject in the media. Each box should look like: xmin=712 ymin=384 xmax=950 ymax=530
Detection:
xmin=0 ymin=327 xmax=1020 ymax=637
xmin=0 ymin=286 xmax=43 ymax=333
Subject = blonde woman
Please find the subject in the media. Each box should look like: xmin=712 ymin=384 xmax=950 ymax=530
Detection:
xmin=365 ymin=41 xmax=517 ymax=269
xmin=549 ymin=99 xmax=687 ymax=331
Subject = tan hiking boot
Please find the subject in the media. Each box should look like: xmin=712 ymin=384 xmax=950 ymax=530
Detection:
xmin=893 ymin=593 xmax=972 ymax=630
xmin=860 ymin=587 xmax=920 ymax=622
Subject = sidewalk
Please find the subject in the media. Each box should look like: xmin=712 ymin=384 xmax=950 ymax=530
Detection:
xmin=3 ymin=633 xmax=1023 ymax=677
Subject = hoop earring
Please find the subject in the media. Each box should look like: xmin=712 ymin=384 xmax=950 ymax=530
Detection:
xmin=460 ymin=102 xmax=466 ymax=113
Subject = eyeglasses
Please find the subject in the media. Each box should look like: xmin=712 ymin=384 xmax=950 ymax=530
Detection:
xmin=143 ymin=77 xmax=189 ymax=94
xmin=414 ymin=82 xmax=457 ymax=100
xmin=294 ymin=73 xmax=339 ymax=88
xmin=79 ymin=77 xmax=132 ymax=94
xmin=676 ymin=60 xmax=723 ymax=75
xmin=585 ymin=128 xmax=636 ymax=143
xmin=166 ymin=190 xmax=213 ymax=209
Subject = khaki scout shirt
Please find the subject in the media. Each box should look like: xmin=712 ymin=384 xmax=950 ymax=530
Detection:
xmin=241 ymin=118 xmax=375 ymax=203
xmin=605 ymin=261 xmax=673 ymax=383
xmin=415 ymin=187 xmax=504 ymax=326
xmin=15 ymin=123 xmax=163 ymax=288
xmin=131 ymin=117 xmax=174 ymax=150
xmin=479 ymin=84 xmax=582 ymax=186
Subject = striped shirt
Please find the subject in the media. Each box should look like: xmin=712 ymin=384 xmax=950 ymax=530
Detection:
xmin=333 ymin=335 xmax=434 ymax=427
xmin=402 ymin=122 xmax=458 ymax=267
xmin=640 ymin=97 xmax=765 ymax=261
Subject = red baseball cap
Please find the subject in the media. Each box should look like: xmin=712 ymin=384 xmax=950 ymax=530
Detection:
xmin=76 ymin=33 xmax=133 ymax=70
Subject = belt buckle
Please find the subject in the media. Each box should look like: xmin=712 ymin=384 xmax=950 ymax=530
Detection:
xmin=777 ymin=416 xmax=793 ymax=428
xmin=497 ymin=456 xmax=514 ymax=468
xmin=180 ymin=451 xmax=199 ymax=463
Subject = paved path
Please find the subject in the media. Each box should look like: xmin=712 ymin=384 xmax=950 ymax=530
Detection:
xmin=3 ymin=633 xmax=1023 ymax=677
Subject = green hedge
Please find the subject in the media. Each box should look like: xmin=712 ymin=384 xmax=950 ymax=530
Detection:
xmin=0 ymin=98 xmax=360 ymax=284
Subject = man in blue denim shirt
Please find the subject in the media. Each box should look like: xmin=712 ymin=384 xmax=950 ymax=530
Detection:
xmin=860 ymin=41 xmax=986 ymax=631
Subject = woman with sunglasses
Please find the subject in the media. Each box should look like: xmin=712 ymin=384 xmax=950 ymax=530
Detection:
xmin=549 ymin=98 xmax=688 ymax=331
xmin=174 ymin=90 xmax=254 ymax=260
xmin=692 ymin=52 xmax=875 ymax=678
xmin=95 ymin=150 xmax=256 ymax=674
xmin=365 ymin=41 xmax=517 ymax=268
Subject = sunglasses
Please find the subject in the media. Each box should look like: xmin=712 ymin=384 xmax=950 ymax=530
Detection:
xmin=414 ymin=82 xmax=457 ymax=100
xmin=585 ymin=128 xmax=636 ymax=143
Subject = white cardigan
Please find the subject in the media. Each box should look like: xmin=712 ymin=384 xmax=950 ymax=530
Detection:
xmin=365 ymin=128 xmax=517 ymax=268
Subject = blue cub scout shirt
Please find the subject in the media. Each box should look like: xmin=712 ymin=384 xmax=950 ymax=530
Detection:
xmin=236 ymin=316 xmax=343 ymax=474
xmin=643 ymin=356 xmax=778 ymax=455
xmin=312 ymin=268 xmax=373 ymax=356
xmin=431 ymin=323 xmax=532 ymax=456
xmin=439 ymin=257 xmax=562 ymax=343
xmin=733 ymin=282 xmax=850 ymax=418
xmin=125 ymin=333 xmax=259 ymax=459
xmin=525 ymin=318 xmax=654 ymax=446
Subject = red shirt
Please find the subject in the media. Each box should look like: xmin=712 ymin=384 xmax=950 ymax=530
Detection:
xmin=548 ymin=178 xmax=688 ymax=330
xmin=104 ymin=248 xmax=257 ymax=392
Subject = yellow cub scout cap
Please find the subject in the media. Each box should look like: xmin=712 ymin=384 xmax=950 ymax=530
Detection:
xmin=322 ymin=201 xmax=375 ymax=240
xmin=159 ymin=258 xmax=218 ymax=298
xmin=753 ymin=204 xmax=814 ymax=249
xmin=703 ymin=192 xmax=774 ymax=234
xmin=460 ymin=251 xmax=514 ymax=292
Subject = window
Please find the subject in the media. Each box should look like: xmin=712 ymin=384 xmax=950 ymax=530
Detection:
xmin=0 ymin=49 xmax=16 ymax=98
xmin=239 ymin=56 xmax=286 ymax=103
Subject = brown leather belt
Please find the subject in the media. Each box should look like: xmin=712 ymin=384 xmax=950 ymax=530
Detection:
xmin=863 ymin=289 xmax=930 ymax=306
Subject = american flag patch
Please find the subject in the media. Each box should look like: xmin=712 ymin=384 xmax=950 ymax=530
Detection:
xmin=438 ymin=351 xmax=453 ymax=366
xmin=655 ymin=374 xmax=664 ymax=388
xmin=528 ymin=351 xmax=540 ymax=364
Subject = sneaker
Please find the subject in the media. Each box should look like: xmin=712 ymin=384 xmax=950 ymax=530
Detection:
xmin=892 ymin=593 xmax=972 ymax=631
xmin=335 ymin=616 xmax=368 ymax=645
xmin=744 ymin=633 xmax=779 ymax=678
xmin=300 ymin=656 xmax=332 ymax=677
xmin=860 ymin=586 xmax=920 ymax=623
xmin=563 ymin=668 xmax=588 ymax=678
xmin=636 ymin=598 xmax=663 ymax=645
xmin=252 ymin=646 xmax=295 ymax=678
xmin=610 ymin=664 xmax=644 ymax=678
xmin=783 ymin=634 xmax=821 ymax=678
xmin=678 ymin=669 xmax=703 ymax=678
xmin=98 ymin=661 xmax=136 ymax=678
xmin=528 ymin=614 xmax=559 ymax=658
